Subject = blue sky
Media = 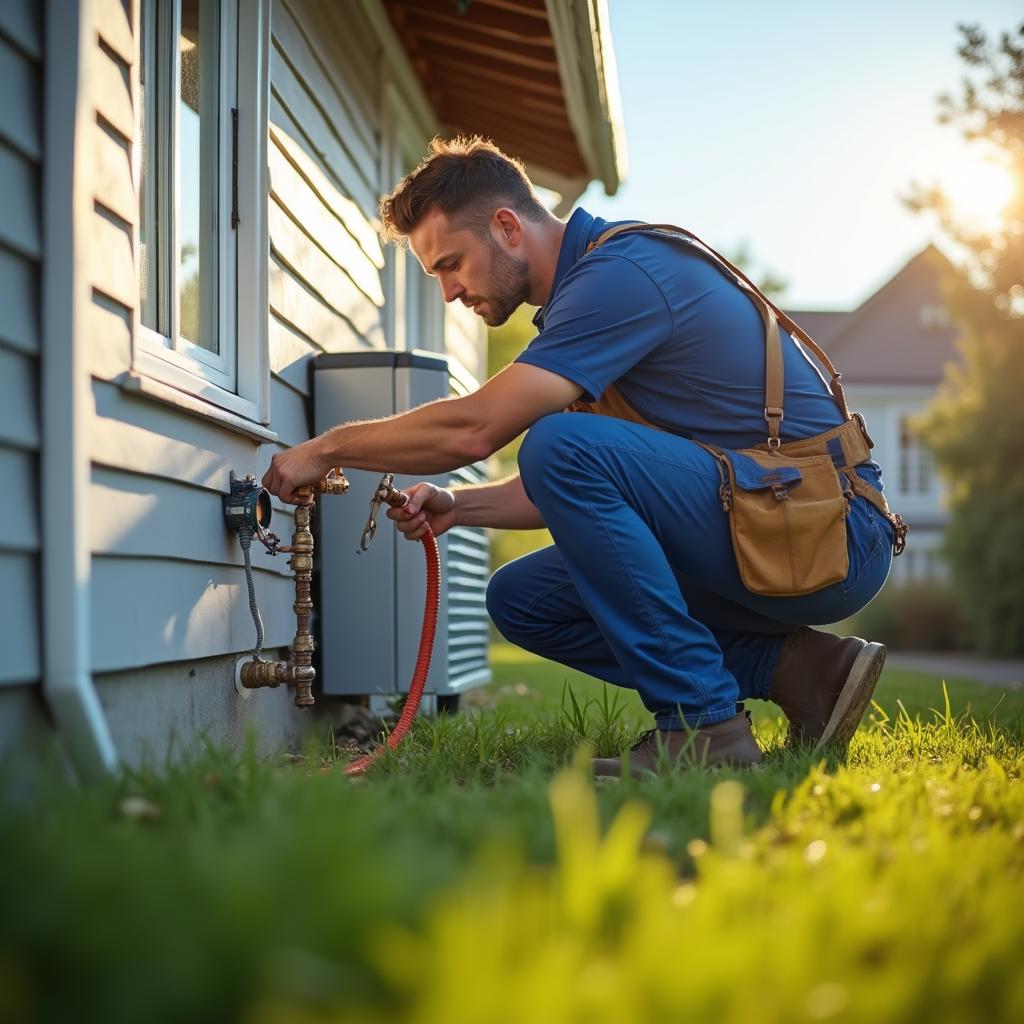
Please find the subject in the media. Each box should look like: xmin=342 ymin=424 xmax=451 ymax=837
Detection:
xmin=576 ymin=1 xmax=1021 ymax=309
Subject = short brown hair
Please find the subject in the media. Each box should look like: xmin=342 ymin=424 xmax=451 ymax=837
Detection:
xmin=379 ymin=135 xmax=546 ymax=245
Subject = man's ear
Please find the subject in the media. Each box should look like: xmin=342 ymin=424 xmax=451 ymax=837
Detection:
xmin=493 ymin=208 xmax=523 ymax=246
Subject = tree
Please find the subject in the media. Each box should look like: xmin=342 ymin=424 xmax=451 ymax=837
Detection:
xmin=907 ymin=23 xmax=1024 ymax=653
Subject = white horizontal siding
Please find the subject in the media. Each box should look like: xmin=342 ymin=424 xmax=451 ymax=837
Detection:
xmin=269 ymin=133 xmax=384 ymax=304
xmin=0 ymin=0 xmax=41 ymax=61
xmin=89 ymin=465 xmax=294 ymax=574
xmin=272 ymin=0 xmax=378 ymax=188
xmin=445 ymin=303 xmax=487 ymax=387
xmin=269 ymin=55 xmax=377 ymax=222
xmin=0 ymin=446 xmax=39 ymax=553
xmin=0 ymin=140 xmax=39 ymax=258
xmin=269 ymin=252 xmax=374 ymax=354
xmin=90 ymin=378 xmax=270 ymax=490
xmin=268 ymin=373 xmax=310 ymax=448
xmin=0 ymin=338 xmax=39 ymax=451
xmin=0 ymin=243 xmax=40 ymax=355
xmin=0 ymin=553 xmax=39 ymax=686
xmin=90 ymin=555 xmax=298 ymax=673
xmin=268 ymin=197 xmax=384 ymax=347
xmin=0 ymin=33 xmax=40 ymax=159
xmin=0 ymin=7 xmax=40 ymax=692
xmin=269 ymin=312 xmax=320 ymax=397
xmin=267 ymin=0 xmax=393 ymax=383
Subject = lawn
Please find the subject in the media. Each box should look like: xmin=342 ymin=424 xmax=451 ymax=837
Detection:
xmin=1 ymin=644 xmax=1022 ymax=1023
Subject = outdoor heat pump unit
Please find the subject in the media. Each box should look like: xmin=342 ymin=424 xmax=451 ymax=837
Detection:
xmin=314 ymin=351 xmax=491 ymax=705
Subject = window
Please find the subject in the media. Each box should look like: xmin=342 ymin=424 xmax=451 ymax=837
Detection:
xmin=136 ymin=0 xmax=269 ymax=423
xmin=898 ymin=415 xmax=935 ymax=496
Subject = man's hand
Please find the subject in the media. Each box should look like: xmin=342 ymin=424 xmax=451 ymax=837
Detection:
xmin=387 ymin=482 xmax=458 ymax=541
xmin=262 ymin=440 xmax=330 ymax=504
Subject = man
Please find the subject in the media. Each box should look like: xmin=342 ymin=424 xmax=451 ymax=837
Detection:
xmin=262 ymin=136 xmax=893 ymax=775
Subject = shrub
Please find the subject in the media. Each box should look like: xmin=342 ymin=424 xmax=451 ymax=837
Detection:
xmin=849 ymin=578 xmax=970 ymax=651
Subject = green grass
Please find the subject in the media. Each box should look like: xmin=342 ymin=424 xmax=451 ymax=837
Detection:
xmin=1 ymin=645 xmax=1022 ymax=1023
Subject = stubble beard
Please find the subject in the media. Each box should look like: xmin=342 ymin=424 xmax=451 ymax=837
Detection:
xmin=478 ymin=238 xmax=531 ymax=327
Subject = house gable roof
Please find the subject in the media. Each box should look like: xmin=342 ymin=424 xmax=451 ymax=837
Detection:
xmin=786 ymin=246 xmax=961 ymax=386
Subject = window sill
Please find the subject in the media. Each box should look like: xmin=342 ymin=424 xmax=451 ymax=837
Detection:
xmin=116 ymin=371 xmax=280 ymax=444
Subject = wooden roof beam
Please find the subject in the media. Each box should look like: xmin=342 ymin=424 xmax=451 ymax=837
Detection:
xmin=471 ymin=0 xmax=549 ymax=20
xmin=423 ymin=52 xmax=565 ymax=99
xmin=389 ymin=0 xmax=553 ymax=44
xmin=403 ymin=26 xmax=560 ymax=74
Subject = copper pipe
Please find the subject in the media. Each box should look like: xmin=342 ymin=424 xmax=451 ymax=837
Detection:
xmin=239 ymin=473 xmax=348 ymax=707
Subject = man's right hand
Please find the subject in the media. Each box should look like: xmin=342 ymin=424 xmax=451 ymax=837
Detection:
xmin=387 ymin=482 xmax=458 ymax=541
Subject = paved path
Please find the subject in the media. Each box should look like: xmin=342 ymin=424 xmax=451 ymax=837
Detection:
xmin=886 ymin=652 xmax=1024 ymax=690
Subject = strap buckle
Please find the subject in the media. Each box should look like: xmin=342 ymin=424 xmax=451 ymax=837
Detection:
xmin=764 ymin=406 xmax=783 ymax=449
xmin=852 ymin=410 xmax=875 ymax=449
xmin=891 ymin=513 xmax=909 ymax=557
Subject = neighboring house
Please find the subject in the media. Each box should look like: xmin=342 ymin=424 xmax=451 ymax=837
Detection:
xmin=788 ymin=246 xmax=960 ymax=585
xmin=0 ymin=0 xmax=624 ymax=776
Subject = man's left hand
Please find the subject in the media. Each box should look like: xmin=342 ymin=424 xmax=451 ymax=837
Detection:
xmin=262 ymin=440 xmax=330 ymax=504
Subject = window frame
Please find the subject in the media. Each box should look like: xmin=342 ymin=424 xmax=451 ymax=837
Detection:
xmin=896 ymin=412 xmax=936 ymax=500
xmin=133 ymin=0 xmax=270 ymax=426
xmin=380 ymin=79 xmax=444 ymax=354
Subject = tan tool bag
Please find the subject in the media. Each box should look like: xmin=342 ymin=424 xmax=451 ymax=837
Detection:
xmin=702 ymin=446 xmax=850 ymax=596
xmin=583 ymin=222 xmax=907 ymax=598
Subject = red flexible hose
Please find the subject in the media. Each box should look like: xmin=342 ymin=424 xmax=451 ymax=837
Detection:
xmin=343 ymin=526 xmax=441 ymax=776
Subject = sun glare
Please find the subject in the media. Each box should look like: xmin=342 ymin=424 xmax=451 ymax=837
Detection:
xmin=936 ymin=149 xmax=1016 ymax=231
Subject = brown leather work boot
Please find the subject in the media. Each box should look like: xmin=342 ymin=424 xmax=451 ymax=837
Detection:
xmin=592 ymin=711 xmax=763 ymax=779
xmin=770 ymin=627 xmax=887 ymax=750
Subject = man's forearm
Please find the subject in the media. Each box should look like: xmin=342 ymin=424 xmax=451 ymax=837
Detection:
xmin=314 ymin=396 xmax=489 ymax=475
xmin=263 ymin=363 xmax=580 ymax=504
xmin=454 ymin=473 xmax=545 ymax=530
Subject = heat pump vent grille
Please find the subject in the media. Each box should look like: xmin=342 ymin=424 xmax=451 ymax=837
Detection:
xmin=446 ymin=458 xmax=490 ymax=689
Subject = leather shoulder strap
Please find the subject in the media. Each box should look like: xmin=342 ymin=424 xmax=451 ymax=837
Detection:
xmin=586 ymin=222 xmax=852 ymax=435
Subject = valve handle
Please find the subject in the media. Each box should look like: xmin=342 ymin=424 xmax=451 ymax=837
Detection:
xmin=358 ymin=473 xmax=409 ymax=553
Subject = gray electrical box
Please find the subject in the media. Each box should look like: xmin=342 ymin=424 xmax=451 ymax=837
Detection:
xmin=314 ymin=351 xmax=491 ymax=700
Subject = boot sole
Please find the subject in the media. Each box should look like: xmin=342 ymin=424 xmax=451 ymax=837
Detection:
xmin=815 ymin=642 xmax=887 ymax=751
xmin=591 ymin=749 xmax=764 ymax=780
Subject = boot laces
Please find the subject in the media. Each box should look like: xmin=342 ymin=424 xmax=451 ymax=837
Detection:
xmin=630 ymin=728 xmax=658 ymax=752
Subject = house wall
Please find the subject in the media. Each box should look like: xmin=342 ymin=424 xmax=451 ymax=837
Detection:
xmin=1 ymin=0 xmax=486 ymax=768
xmin=79 ymin=0 xmax=304 ymax=761
xmin=0 ymin=2 xmax=53 ymax=757
xmin=846 ymin=383 xmax=948 ymax=584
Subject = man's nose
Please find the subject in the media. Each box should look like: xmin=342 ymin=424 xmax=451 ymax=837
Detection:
xmin=439 ymin=275 xmax=464 ymax=304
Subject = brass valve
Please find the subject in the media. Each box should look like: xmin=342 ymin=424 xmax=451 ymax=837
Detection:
xmin=229 ymin=469 xmax=350 ymax=708
xmin=319 ymin=468 xmax=350 ymax=496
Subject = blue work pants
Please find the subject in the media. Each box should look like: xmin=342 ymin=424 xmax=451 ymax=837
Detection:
xmin=486 ymin=414 xmax=893 ymax=728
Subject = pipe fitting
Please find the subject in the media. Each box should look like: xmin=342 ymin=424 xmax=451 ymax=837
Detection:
xmin=239 ymin=658 xmax=287 ymax=689
xmin=319 ymin=469 xmax=350 ymax=496
xmin=290 ymin=664 xmax=316 ymax=707
xmin=229 ymin=470 xmax=351 ymax=709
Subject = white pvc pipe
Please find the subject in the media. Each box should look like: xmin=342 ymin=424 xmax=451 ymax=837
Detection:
xmin=41 ymin=0 xmax=118 ymax=780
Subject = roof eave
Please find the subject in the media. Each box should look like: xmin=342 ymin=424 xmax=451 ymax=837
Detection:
xmin=544 ymin=0 xmax=627 ymax=196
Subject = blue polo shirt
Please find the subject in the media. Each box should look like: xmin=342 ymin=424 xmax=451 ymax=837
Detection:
xmin=516 ymin=208 xmax=847 ymax=451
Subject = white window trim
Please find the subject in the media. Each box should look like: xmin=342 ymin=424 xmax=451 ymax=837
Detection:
xmin=380 ymin=74 xmax=444 ymax=354
xmin=395 ymin=91 xmax=443 ymax=353
xmin=895 ymin=409 xmax=937 ymax=501
xmin=132 ymin=0 xmax=271 ymax=427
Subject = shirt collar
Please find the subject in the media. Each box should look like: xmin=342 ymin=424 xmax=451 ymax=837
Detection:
xmin=532 ymin=207 xmax=598 ymax=331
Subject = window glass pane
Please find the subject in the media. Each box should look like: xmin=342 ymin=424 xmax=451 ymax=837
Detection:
xmin=138 ymin=0 xmax=162 ymax=336
xmin=179 ymin=0 xmax=219 ymax=352
xmin=918 ymin=450 xmax=933 ymax=494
